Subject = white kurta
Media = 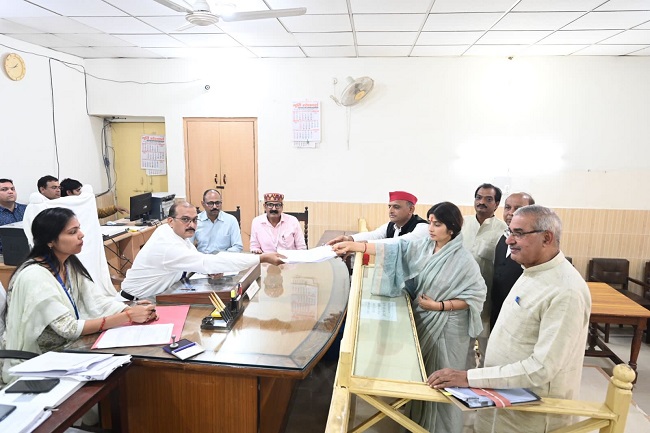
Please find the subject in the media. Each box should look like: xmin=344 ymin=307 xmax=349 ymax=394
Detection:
xmin=121 ymin=224 xmax=260 ymax=299
xmin=352 ymin=220 xmax=429 ymax=244
xmin=467 ymin=252 xmax=591 ymax=433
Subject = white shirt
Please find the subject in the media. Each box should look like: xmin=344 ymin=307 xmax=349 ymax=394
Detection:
xmin=351 ymin=219 xmax=429 ymax=244
xmin=121 ymin=224 xmax=259 ymax=299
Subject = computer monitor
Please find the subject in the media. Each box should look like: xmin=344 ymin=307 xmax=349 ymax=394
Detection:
xmin=129 ymin=192 xmax=152 ymax=221
xmin=0 ymin=222 xmax=30 ymax=266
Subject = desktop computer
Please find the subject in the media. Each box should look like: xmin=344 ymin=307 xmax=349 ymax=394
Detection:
xmin=150 ymin=192 xmax=176 ymax=221
xmin=0 ymin=221 xmax=30 ymax=266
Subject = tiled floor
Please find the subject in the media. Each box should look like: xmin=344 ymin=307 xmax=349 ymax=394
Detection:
xmin=285 ymin=327 xmax=650 ymax=432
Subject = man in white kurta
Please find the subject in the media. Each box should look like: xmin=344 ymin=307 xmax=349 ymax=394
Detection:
xmin=120 ymin=202 xmax=284 ymax=300
xmin=427 ymin=205 xmax=591 ymax=433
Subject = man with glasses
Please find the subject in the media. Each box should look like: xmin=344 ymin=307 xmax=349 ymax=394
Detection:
xmin=250 ymin=193 xmax=306 ymax=253
xmin=0 ymin=178 xmax=27 ymax=254
xmin=193 ymin=189 xmax=243 ymax=253
xmin=491 ymin=192 xmax=535 ymax=330
xmin=427 ymin=205 xmax=590 ymax=433
xmin=37 ymin=175 xmax=61 ymax=200
xmin=120 ymin=202 xmax=284 ymax=300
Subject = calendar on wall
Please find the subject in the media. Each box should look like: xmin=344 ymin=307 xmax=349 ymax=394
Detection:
xmin=292 ymin=101 xmax=321 ymax=148
xmin=141 ymin=135 xmax=167 ymax=175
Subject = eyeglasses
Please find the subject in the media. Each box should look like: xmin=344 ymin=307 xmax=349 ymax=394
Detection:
xmin=265 ymin=202 xmax=283 ymax=209
xmin=504 ymin=228 xmax=544 ymax=239
xmin=172 ymin=216 xmax=199 ymax=225
xmin=205 ymin=201 xmax=222 ymax=207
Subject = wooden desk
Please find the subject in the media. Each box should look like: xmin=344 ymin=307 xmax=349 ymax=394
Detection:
xmin=586 ymin=282 xmax=650 ymax=376
xmin=67 ymin=259 xmax=350 ymax=433
xmin=0 ymin=260 xmax=13 ymax=288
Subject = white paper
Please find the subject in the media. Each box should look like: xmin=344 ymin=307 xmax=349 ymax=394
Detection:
xmin=360 ymin=299 xmax=397 ymax=322
xmin=9 ymin=352 xmax=114 ymax=375
xmin=246 ymin=280 xmax=261 ymax=299
xmin=95 ymin=323 xmax=173 ymax=349
xmin=277 ymin=246 xmax=336 ymax=264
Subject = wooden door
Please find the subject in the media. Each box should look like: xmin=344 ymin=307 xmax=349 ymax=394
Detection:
xmin=184 ymin=118 xmax=258 ymax=249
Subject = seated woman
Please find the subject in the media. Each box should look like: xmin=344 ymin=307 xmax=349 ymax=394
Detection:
xmin=333 ymin=201 xmax=486 ymax=433
xmin=2 ymin=207 xmax=155 ymax=383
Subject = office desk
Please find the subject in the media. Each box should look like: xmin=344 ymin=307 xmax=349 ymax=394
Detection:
xmin=67 ymin=259 xmax=350 ymax=433
xmin=0 ymin=260 xmax=13 ymax=288
xmin=586 ymin=282 xmax=650 ymax=376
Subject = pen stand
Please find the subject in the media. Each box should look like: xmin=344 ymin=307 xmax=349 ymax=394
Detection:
xmin=201 ymin=303 xmax=244 ymax=331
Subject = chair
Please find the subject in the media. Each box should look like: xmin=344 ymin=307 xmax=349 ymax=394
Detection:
xmin=588 ymin=258 xmax=650 ymax=342
xmin=285 ymin=206 xmax=308 ymax=246
xmin=224 ymin=206 xmax=241 ymax=227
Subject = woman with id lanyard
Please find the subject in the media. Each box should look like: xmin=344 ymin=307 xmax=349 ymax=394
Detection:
xmin=1 ymin=207 xmax=156 ymax=383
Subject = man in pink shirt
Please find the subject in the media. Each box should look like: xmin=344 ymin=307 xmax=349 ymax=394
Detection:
xmin=250 ymin=193 xmax=307 ymax=253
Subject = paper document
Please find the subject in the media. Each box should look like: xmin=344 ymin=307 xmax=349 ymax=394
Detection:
xmin=7 ymin=352 xmax=131 ymax=381
xmin=94 ymin=323 xmax=173 ymax=349
xmin=360 ymin=299 xmax=397 ymax=321
xmin=277 ymin=246 xmax=336 ymax=263
xmin=444 ymin=387 xmax=540 ymax=409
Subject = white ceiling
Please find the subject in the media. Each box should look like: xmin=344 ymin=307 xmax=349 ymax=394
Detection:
xmin=1 ymin=0 xmax=650 ymax=59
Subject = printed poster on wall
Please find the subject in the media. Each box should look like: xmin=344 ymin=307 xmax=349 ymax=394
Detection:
xmin=141 ymin=135 xmax=167 ymax=176
xmin=292 ymin=101 xmax=321 ymax=148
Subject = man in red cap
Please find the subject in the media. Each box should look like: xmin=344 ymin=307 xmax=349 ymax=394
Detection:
xmin=327 ymin=191 xmax=428 ymax=245
xmin=250 ymin=193 xmax=307 ymax=253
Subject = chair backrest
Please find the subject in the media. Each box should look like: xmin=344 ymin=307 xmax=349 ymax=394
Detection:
xmin=224 ymin=206 xmax=241 ymax=227
xmin=588 ymin=258 xmax=630 ymax=291
xmin=645 ymin=261 xmax=650 ymax=286
xmin=285 ymin=206 xmax=308 ymax=246
xmin=565 ymin=256 xmax=573 ymax=265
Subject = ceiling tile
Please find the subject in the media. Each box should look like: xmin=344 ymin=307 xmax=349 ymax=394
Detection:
xmin=572 ymin=44 xmax=647 ymax=55
xmin=464 ymin=44 xmax=526 ymax=56
xmin=28 ymin=0 xmax=127 ymax=17
xmin=0 ymin=0 xmax=57 ymax=17
xmin=356 ymin=32 xmax=418 ymax=45
xmin=217 ymin=19 xmax=296 ymax=46
xmin=424 ymin=13 xmax=502 ymax=31
xmin=353 ymin=14 xmax=426 ymax=31
xmin=478 ymin=30 xmax=552 ymax=44
xmin=248 ymin=46 xmax=305 ymax=57
xmin=417 ymin=31 xmax=483 ymax=45
xmin=351 ymin=0 xmax=432 ymax=14
xmin=293 ymin=32 xmax=354 ymax=46
xmin=0 ymin=18 xmax=40 ymax=33
xmin=267 ymin=0 xmax=349 ymax=14
xmin=595 ymin=0 xmax=650 ymax=11
xmin=8 ymin=33 xmax=84 ymax=47
xmin=410 ymin=45 xmax=467 ymax=56
xmin=113 ymin=34 xmax=186 ymax=48
xmin=432 ymin=0 xmax=515 ymax=13
xmin=72 ymin=16 xmax=160 ymax=34
xmin=58 ymin=33 xmax=135 ymax=47
xmin=514 ymin=0 xmax=604 ymax=12
xmin=280 ymin=14 xmax=352 ymax=32
xmin=140 ymin=16 xmax=222 ymax=34
xmin=539 ymin=29 xmax=622 ymax=44
xmin=8 ymin=17 xmax=103 ymax=33
xmin=627 ymin=45 xmax=650 ymax=54
xmin=564 ymin=11 xmax=650 ymax=30
xmin=146 ymin=46 xmax=256 ymax=59
xmin=302 ymin=46 xmax=357 ymax=57
xmin=358 ymin=45 xmax=413 ymax=56
xmin=600 ymin=29 xmax=650 ymax=43
xmin=171 ymin=33 xmax=240 ymax=47
xmin=105 ymin=0 xmax=181 ymax=16
xmin=634 ymin=21 xmax=650 ymax=29
xmin=53 ymin=46 xmax=161 ymax=58
xmin=520 ymin=44 xmax=589 ymax=55
xmin=493 ymin=12 xmax=586 ymax=30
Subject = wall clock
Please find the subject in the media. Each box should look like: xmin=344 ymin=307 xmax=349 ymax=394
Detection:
xmin=4 ymin=53 xmax=26 ymax=81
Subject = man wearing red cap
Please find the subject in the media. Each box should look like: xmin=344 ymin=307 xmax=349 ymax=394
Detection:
xmin=327 ymin=191 xmax=428 ymax=245
xmin=250 ymin=193 xmax=307 ymax=253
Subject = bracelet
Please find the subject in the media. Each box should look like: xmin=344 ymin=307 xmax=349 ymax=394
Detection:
xmin=362 ymin=243 xmax=367 ymax=254
xmin=440 ymin=301 xmax=445 ymax=311
xmin=449 ymin=300 xmax=454 ymax=311
xmin=125 ymin=309 xmax=133 ymax=323
xmin=98 ymin=317 xmax=107 ymax=332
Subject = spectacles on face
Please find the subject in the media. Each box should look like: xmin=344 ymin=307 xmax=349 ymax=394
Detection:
xmin=205 ymin=201 xmax=222 ymax=207
xmin=504 ymin=228 xmax=544 ymax=239
xmin=265 ymin=202 xmax=283 ymax=209
xmin=173 ymin=216 xmax=199 ymax=225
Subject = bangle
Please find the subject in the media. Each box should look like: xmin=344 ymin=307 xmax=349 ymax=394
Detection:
xmin=98 ymin=317 xmax=107 ymax=332
xmin=449 ymin=300 xmax=454 ymax=311
xmin=440 ymin=301 xmax=445 ymax=311
xmin=125 ymin=309 xmax=133 ymax=323
xmin=362 ymin=243 xmax=367 ymax=254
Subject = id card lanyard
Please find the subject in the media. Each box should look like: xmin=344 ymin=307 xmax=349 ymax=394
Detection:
xmin=46 ymin=257 xmax=80 ymax=319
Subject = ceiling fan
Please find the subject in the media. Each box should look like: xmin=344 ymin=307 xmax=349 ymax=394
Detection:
xmin=154 ymin=0 xmax=307 ymax=27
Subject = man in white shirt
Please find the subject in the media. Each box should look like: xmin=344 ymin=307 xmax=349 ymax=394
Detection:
xmin=120 ymin=202 xmax=284 ymax=300
xmin=193 ymin=189 xmax=243 ymax=253
xmin=327 ymin=191 xmax=428 ymax=245
xmin=427 ymin=205 xmax=591 ymax=433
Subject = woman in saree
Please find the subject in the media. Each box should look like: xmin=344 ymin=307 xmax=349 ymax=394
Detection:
xmin=333 ymin=201 xmax=486 ymax=432
xmin=2 ymin=207 xmax=156 ymax=383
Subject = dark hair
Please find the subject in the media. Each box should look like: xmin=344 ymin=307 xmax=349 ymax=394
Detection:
xmin=474 ymin=183 xmax=502 ymax=203
xmin=60 ymin=178 xmax=82 ymax=197
xmin=37 ymin=175 xmax=58 ymax=191
xmin=169 ymin=202 xmax=194 ymax=218
xmin=0 ymin=178 xmax=13 ymax=184
xmin=426 ymin=202 xmax=463 ymax=240
xmin=202 ymin=189 xmax=221 ymax=201
xmin=13 ymin=207 xmax=92 ymax=281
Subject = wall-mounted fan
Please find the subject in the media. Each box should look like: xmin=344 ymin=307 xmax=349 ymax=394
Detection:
xmin=331 ymin=76 xmax=375 ymax=106
xmin=154 ymin=0 xmax=306 ymax=28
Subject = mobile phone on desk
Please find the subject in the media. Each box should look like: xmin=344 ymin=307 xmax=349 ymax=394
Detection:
xmin=0 ymin=404 xmax=16 ymax=422
xmin=4 ymin=378 xmax=60 ymax=394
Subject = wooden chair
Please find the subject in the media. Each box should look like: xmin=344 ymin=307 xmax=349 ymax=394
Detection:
xmin=627 ymin=261 xmax=650 ymax=343
xmin=286 ymin=206 xmax=308 ymax=246
xmin=225 ymin=206 xmax=241 ymax=227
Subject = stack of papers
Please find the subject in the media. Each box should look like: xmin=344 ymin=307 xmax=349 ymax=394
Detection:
xmin=444 ymin=387 xmax=540 ymax=409
xmin=278 ymin=246 xmax=336 ymax=263
xmin=8 ymin=352 xmax=131 ymax=382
